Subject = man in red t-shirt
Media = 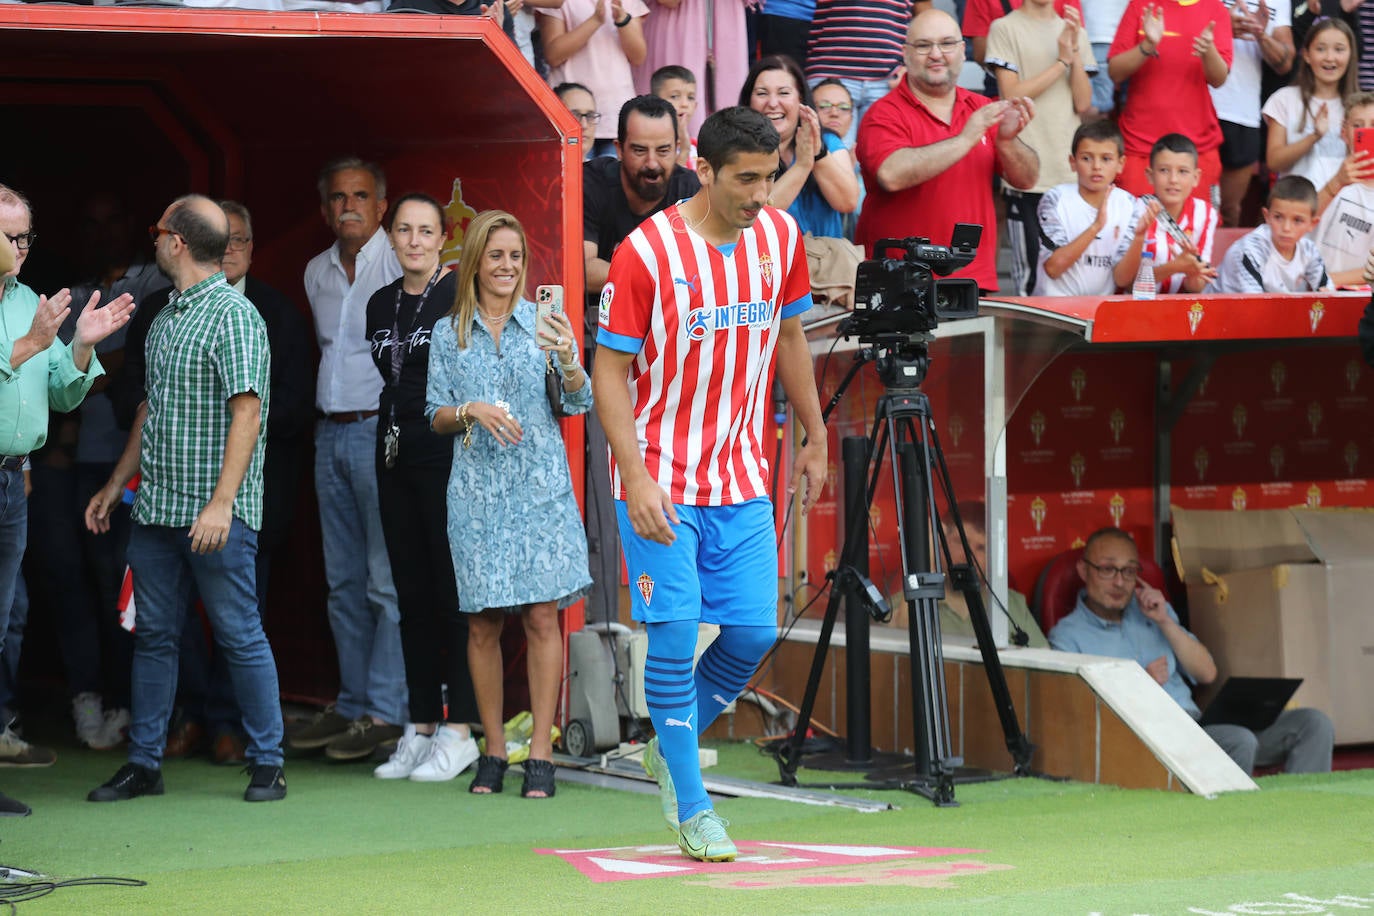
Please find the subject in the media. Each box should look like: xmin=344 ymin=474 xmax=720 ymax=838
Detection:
xmin=856 ymin=9 xmax=1039 ymax=292
xmin=1108 ymin=0 xmax=1233 ymax=201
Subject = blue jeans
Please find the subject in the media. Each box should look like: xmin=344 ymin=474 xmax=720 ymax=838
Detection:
xmin=314 ymin=418 xmax=406 ymax=724
xmin=125 ymin=520 xmax=283 ymax=769
xmin=0 ymin=575 xmax=27 ymax=713
xmin=0 ymin=470 xmax=26 ymax=661
xmin=1091 ymin=42 xmax=1115 ymax=114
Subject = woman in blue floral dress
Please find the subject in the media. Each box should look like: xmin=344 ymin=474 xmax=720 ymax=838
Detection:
xmin=426 ymin=210 xmax=591 ymax=799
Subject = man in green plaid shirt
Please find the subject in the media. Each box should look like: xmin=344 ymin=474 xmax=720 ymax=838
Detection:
xmin=85 ymin=195 xmax=287 ymax=804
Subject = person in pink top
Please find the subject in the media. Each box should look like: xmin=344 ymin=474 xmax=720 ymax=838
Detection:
xmin=632 ymin=0 xmax=750 ymax=134
xmin=541 ymin=0 xmax=649 ymax=158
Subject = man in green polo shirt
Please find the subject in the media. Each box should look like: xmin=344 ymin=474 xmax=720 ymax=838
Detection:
xmin=0 ymin=184 xmax=134 ymax=817
xmin=84 ymin=194 xmax=286 ymax=804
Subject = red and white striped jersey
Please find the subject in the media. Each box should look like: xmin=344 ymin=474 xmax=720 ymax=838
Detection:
xmin=597 ymin=204 xmax=813 ymax=506
xmin=1140 ymin=198 xmax=1219 ymax=293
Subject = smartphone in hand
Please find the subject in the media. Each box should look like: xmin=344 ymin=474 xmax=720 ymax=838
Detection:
xmin=1354 ymin=127 xmax=1374 ymax=162
xmin=535 ymin=284 xmax=564 ymax=349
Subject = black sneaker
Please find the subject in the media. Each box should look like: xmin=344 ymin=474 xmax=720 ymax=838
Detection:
xmin=0 ymin=791 xmax=30 ymax=817
xmin=244 ymin=765 xmax=286 ymax=802
xmin=88 ymin=763 xmax=164 ymax=802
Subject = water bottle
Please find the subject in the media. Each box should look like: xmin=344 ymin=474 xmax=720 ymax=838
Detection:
xmin=1132 ymin=252 xmax=1157 ymax=300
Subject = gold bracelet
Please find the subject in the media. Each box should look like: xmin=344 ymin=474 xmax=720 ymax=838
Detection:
xmin=458 ymin=402 xmax=474 ymax=449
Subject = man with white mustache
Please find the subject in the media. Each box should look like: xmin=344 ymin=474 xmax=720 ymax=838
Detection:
xmin=296 ymin=158 xmax=407 ymax=762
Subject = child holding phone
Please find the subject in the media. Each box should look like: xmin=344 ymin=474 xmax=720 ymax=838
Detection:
xmin=1311 ymin=92 xmax=1374 ymax=286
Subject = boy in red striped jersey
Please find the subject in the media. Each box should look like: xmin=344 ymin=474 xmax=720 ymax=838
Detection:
xmin=592 ymin=106 xmax=827 ymax=863
xmin=1137 ymin=133 xmax=1221 ymax=293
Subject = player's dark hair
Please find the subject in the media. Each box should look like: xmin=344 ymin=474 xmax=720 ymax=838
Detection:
xmin=617 ymin=94 xmax=679 ymax=146
xmin=1071 ymin=120 xmax=1124 ymax=157
xmin=697 ymin=106 xmax=781 ymax=173
xmin=1268 ymin=175 xmax=1319 ymax=211
xmin=1149 ymin=133 xmax=1199 ymax=168
xmin=650 ymin=65 xmax=696 ymax=95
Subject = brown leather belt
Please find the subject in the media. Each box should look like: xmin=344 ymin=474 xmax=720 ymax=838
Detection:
xmin=319 ymin=410 xmax=380 ymax=424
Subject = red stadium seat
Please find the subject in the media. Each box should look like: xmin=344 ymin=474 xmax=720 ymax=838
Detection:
xmin=1032 ymin=547 xmax=1169 ymax=634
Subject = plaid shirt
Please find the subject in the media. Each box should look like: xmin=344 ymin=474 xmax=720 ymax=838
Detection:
xmin=134 ymin=272 xmax=270 ymax=531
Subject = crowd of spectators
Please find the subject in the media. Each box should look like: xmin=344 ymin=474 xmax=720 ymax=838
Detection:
xmin=0 ymin=0 xmax=1362 ymax=818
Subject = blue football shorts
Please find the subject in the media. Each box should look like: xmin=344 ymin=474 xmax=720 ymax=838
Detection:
xmin=614 ymin=497 xmax=779 ymax=626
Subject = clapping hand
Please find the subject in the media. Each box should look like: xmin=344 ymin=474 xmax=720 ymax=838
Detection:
xmin=996 ymin=97 xmax=1034 ymax=141
xmin=1315 ymin=101 xmax=1331 ymax=137
xmin=26 ymin=289 xmax=71 ymax=353
xmin=73 ymin=290 xmax=135 ymax=352
xmin=1142 ymin=3 xmax=1165 ymax=49
xmin=1136 ymin=196 xmax=1163 ymax=234
xmin=1058 ymin=6 xmax=1082 ymax=62
xmin=1194 ymin=20 xmax=1217 ymax=57
xmin=796 ymin=105 xmax=823 ymax=166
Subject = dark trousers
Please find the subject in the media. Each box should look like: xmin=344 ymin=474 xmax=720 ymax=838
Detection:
xmin=377 ymin=460 xmax=478 ymax=725
xmin=28 ymin=463 xmax=133 ymax=704
xmin=757 ymin=14 xmax=810 ymax=69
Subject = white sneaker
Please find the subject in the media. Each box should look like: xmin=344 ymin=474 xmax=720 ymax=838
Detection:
xmin=408 ymin=726 xmax=479 ymax=782
xmin=374 ymin=726 xmax=435 ymax=779
xmin=89 ymin=708 xmax=130 ymax=751
xmin=72 ymin=692 xmax=105 ymax=747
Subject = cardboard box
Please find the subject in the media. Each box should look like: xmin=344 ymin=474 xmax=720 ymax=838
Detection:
xmin=1171 ymin=506 xmax=1374 ymax=744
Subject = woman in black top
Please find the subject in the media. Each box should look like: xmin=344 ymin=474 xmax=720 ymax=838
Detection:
xmin=366 ymin=193 xmax=480 ymax=782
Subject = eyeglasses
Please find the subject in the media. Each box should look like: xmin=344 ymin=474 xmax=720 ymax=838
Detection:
xmin=571 ymin=110 xmax=602 ymax=124
xmin=905 ymin=38 xmax=964 ymax=56
xmin=226 ymin=235 xmax=252 ymax=251
xmin=148 ymin=225 xmax=181 ymax=244
xmin=3 ymin=231 xmax=35 ymax=251
xmin=815 ymin=101 xmax=853 ymax=112
xmin=1083 ymin=559 xmax=1141 ymax=582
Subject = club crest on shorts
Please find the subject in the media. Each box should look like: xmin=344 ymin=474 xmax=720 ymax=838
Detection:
xmin=636 ymin=572 xmax=655 ymax=607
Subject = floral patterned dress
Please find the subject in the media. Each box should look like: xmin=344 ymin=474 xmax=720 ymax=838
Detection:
xmin=425 ymin=299 xmax=593 ymax=613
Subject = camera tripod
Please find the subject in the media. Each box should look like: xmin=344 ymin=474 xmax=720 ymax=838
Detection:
xmin=775 ymin=340 xmax=1034 ymax=805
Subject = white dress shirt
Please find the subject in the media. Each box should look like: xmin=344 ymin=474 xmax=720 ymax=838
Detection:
xmin=304 ymin=227 xmax=401 ymax=413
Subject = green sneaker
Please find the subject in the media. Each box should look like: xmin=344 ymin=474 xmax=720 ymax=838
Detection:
xmin=642 ymin=737 xmax=678 ymax=831
xmin=677 ymin=809 xmax=736 ymax=862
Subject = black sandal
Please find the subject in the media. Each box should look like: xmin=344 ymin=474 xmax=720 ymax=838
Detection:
xmin=469 ymin=755 xmax=508 ymax=794
xmin=521 ymin=758 xmax=557 ymax=799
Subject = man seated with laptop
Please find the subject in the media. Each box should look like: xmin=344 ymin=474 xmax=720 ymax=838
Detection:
xmin=1048 ymin=527 xmax=1333 ymax=775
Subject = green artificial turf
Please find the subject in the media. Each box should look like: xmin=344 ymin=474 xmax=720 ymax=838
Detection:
xmin=0 ymin=741 xmax=1370 ymax=914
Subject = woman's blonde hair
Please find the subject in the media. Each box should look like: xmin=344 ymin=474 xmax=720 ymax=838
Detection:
xmin=448 ymin=209 xmax=529 ymax=349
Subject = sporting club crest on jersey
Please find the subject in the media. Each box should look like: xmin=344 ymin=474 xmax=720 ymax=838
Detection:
xmin=636 ymin=572 xmax=655 ymax=607
xmin=758 ymin=253 xmax=774 ymax=288
xmin=599 ymin=283 xmax=615 ymax=326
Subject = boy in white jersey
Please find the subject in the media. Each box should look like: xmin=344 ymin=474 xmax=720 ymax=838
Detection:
xmin=1313 ymin=92 xmax=1374 ymax=286
xmin=1035 ymin=120 xmax=1152 ymax=296
xmin=1141 ymin=133 xmax=1221 ymax=293
xmin=592 ymin=107 xmax=827 ymax=863
xmin=1214 ymin=175 xmax=1331 ymax=292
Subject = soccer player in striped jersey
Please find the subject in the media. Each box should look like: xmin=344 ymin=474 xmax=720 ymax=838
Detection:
xmin=592 ymin=106 xmax=827 ymax=863
xmin=1140 ymin=133 xmax=1221 ymax=293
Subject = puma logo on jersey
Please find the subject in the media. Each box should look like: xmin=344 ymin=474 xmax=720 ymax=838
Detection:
xmin=711 ymin=694 xmax=730 ymax=707
xmin=673 ymin=275 xmax=700 ymax=294
xmin=664 ymin=713 xmax=695 ymax=732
